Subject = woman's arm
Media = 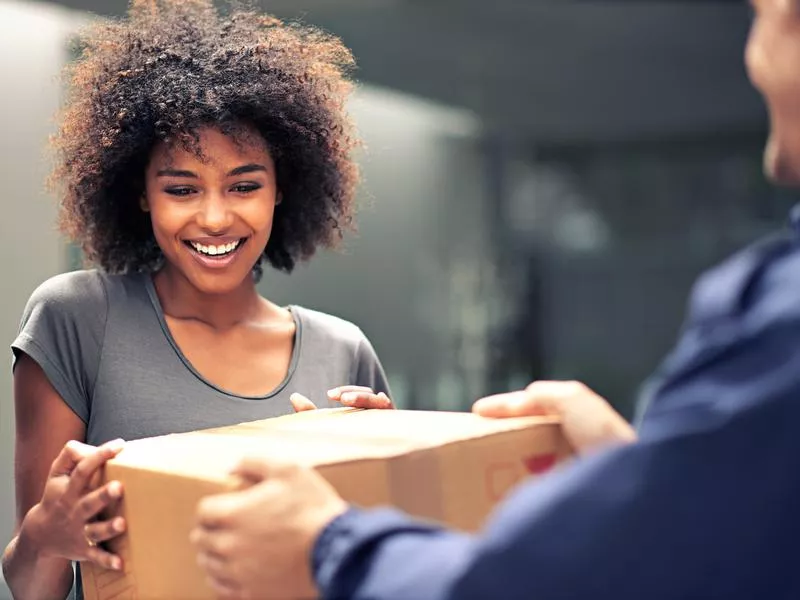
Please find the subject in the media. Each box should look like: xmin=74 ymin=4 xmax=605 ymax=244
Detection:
xmin=3 ymin=355 xmax=124 ymax=600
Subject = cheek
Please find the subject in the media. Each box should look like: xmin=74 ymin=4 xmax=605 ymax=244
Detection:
xmin=146 ymin=199 xmax=186 ymax=243
xmin=246 ymin=196 xmax=278 ymax=237
xmin=745 ymin=34 xmax=766 ymax=92
xmin=747 ymin=20 xmax=800 ymax=104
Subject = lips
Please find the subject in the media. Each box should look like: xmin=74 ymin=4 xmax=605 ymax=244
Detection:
xmin=182 ymin=236 xmax=249 ymax=269
xmin=185 ymin=237 xmax=244 ymax=257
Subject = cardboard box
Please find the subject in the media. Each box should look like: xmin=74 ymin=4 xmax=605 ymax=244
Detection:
xmin=82 ymin=408 xmax=572 ymax=599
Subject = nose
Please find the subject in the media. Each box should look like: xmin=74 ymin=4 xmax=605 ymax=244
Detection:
xmin=196 ymin=193 xmax=234 ymax=233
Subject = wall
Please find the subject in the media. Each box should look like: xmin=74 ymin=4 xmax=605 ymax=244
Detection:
xmin=0 ymin=1 xmax=85 ymax=595
xmin=259 ymin=85 xmax=486 ymax=409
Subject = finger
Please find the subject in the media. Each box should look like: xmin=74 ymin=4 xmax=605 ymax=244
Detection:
xmin=377 ymin=392 xmax=395 ymax=409
xmin=84 ymin=516 xmax=126 ymax=545
xmin=66 ymin=439 xmax=125 ymax=496
xmin=196 ymin=550 xmax=232 ymax=581
xmin=472 ymin=391 xmax=544 ymax=418
xmin=49 ymin=441 xmax=96 ymax=478
xmin=232 ymin=455 xmax=283 ymax=483
xmin=190 ymin=526 xmax=236 ymax=560
xmin=338 ymin=392 xmax=393 ymax=409
xmin=205 ymin=574 xmax=242 ymax=600
xmin=327 ymin=386 xmax=375 ymax=400
xmin=76 ymin=480 xmax=124 ymax=521
xmin=196 ymin=492 xmax=247 ymax=531
xmin=85 ymin=544 xmax=123 ymax=571
xmin=290 ymin=393 xmax=317 ymax=412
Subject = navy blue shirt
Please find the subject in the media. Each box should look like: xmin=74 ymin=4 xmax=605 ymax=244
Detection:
xmin=311 ymin=212 xmax=800 ymax=599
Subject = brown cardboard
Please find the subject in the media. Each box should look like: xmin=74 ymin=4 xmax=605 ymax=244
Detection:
xmin=81 ymin=408 xmax=572 ymax=599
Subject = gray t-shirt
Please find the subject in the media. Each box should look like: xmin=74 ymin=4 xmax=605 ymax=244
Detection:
xmin=11 ymin=269 xmax=391 ymax=600
xmin=12 ymin=269 xmax=391 ymax=445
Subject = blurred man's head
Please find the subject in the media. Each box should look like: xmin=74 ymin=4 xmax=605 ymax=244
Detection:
xmin=746 ymin=0 xmax=800 ymax=185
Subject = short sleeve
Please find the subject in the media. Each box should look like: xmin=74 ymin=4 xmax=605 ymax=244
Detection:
xmin=351 ymin=334 xmax=392 ymax=398
xmin=11 ymin=270 xmax=109 ymax=423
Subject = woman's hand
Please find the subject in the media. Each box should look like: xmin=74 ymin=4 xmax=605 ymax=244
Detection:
xmin=290 ymin=386 xmax=394 ymax=412
xmin=22 ymin=439 xmax=128 ymax=571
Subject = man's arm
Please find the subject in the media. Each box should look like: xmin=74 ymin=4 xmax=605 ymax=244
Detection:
xmin=315 ymin=318 xmax=800 ymax=600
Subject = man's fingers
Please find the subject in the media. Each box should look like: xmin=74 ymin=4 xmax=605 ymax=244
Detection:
xmin=196 ymin=494 xmax=237 ymax=530
xmin=190 ymin=525 xmax=233 ymax=559
xmin=204 ymin=573 xmax=243 ymax=600
xmin=472 ymin=391 xmax=547 ymax=418
xmin=290 ymin=393 xmax=317 ymax=412
xmin=190 ymin=525 xmax=237 ymax=561
xmin=230 ymin=456 xmax=278 ymax=485
xmin=196 ymin=550 xmax=233 ymax=581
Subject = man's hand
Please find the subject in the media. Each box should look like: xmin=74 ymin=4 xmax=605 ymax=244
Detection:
xmin=191 ymin=457 xmax=348 ymax=599
xmin=473 ymin=381 xmax=637 ymax=456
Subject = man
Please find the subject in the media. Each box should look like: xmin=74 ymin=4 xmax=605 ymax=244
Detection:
xmin=190 ymin=1 xmax=800 ymax=597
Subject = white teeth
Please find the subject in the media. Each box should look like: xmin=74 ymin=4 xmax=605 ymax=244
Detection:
xmin=190 ymin=240 xmax=240 ymax=256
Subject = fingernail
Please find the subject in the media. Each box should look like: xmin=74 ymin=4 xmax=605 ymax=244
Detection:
xmin=113 ymin=517 xmax=125 ymax=532
xmin=111 ymin=557 xmax=122 ymax=571
xmin=340 ymin=393 xmax=355 ymax=405
xmin=108 ymin=481 xmax=122 ymax=497
xmin=327 ymin=388 xmax=339 ymax=399
xmin=105 ymin=438 xmax=125 ymax=452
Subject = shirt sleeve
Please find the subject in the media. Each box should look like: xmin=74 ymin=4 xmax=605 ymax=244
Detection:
xmin=350 ymin=334 xmax=392 ymax=398
xmin=11 ymin=270 xmax=109 ymax=423
xmin=312 ymin=233 xmax=800 ymax=600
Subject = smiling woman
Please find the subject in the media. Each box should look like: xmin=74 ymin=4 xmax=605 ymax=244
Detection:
xmin=0 ymin=2 xmax=393 ymax=600
xmin=144 ymin=127 xmax=282 ymax=297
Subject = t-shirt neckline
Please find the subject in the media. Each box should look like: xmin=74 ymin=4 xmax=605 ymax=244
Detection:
xmin=142 ymin=273 xmax=303 ymax=401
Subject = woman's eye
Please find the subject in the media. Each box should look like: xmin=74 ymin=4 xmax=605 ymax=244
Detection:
xmin=231 ymin=183 xmax=262 ymax=194
xmin=165 ymin=187 xmax=196 ymax=197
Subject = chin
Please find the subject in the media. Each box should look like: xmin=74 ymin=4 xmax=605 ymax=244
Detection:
xmin=177 ymin=265 xmax=253 ymax=296
xmin=763 ymin=138 xmax=800 ymax=187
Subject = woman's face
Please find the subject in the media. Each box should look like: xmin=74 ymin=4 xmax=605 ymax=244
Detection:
xmin=144 ymin=125 xmax=279 ymax=295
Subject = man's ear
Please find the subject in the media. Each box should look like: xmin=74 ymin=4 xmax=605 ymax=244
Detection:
xmin=275 ymin=191 xmax=283 ymax=206
xmin=140 ymin=195 xmax=150 ymax=212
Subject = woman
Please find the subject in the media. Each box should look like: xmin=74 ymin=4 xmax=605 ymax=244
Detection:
xmin=1 ymin=1 xmax=391 ymax=598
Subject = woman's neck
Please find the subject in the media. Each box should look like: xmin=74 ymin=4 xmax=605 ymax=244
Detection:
xmin=153 ymin=266 xmax=268 ymax=331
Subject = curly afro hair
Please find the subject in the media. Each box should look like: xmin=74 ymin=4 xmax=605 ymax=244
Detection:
xmin=52 ymin=0 xmax=361 ymax=274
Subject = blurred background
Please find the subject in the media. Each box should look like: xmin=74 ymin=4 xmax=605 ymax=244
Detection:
xmin=0 ymin=0 xmax=796 ymax=595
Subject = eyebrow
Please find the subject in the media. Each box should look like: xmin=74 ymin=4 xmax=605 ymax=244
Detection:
xmin=156 ymin=164 xmax=268 ymax=178
xmin=228 ymin=164 xmax=268 ymax=177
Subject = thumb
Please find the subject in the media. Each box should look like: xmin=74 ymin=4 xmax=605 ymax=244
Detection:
xmin=473 ymin=391 xmax=549 ymax=419
xmin=230 ymin=456 xmax=272 ymax=485
xmin=290 ymin=392 xmax=318 ymax=413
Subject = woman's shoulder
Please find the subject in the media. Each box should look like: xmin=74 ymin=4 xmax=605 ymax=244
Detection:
xmin=22 ymin=269 xmax=145 ymax=321
xmin=25 ymin=269 xmax=108 ymax=313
